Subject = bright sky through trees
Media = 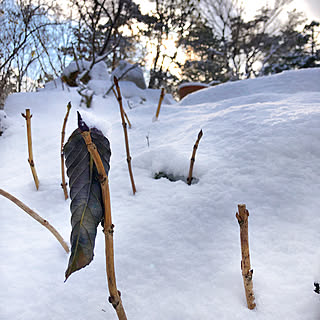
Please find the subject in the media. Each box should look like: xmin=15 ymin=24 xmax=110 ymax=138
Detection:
xmin=243 ymin=0 xmax=320 ymax=20
xmin=134 ymin=0 xmax=320 ymax=21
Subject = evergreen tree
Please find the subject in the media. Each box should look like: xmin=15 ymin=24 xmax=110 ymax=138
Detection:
xmin=261 ymin=16 xmax=320 ymax=75
xmin=180 ymin=22 xmax=228 ymax=83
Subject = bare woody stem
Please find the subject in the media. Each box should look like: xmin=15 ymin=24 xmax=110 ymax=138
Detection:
xmin=21 ymin=109 xmax=40 ymax=190
xmin=112 ymin=88 xmax=132 ymax=129
xmin=236 ymin=204 xmax=256 ymax=310
xmin=154 ymin=87 xmax=165 ymax=121
xmin=113 ymin=76 xmax=137 ymax=195
xmin=0 ymin=188 xmax=69 ymax=253
xmin=123 ymin=111 xmax=132 ymax=129
xmin=61 ymin=102 xmax=72 ymax=200
xmin=187 ymin=129 xmax=203 ymax=185
xmin=80 ymin=131 xmax=127 ymax=320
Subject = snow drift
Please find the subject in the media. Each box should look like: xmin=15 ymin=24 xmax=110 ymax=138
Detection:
xmin=1 ymin=68 xmax=320 ymax=320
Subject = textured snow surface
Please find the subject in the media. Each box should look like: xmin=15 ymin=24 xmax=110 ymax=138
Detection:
xmin=1 ymin=68 xmax=320 ymax=320
xmin=0 ymin=110 xmax=7 ymax=134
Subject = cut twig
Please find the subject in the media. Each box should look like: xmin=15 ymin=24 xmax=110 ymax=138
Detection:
xmin=113 ymin=76 xmax=137 ymax=195
xmin=187 ymin=129 xmax=203 ymax=185
xmin=21 ymin=109 xmax=40 ymax=190
xmin=80 ymin=130 xmax=127 ymax=320
xmin=112 ymin=88 xmax=132 ymax=129
xmin=61 ymin=102 xmax=71 ymax=200
xmin=236 ymin=204 xmax=256 ymax=310
xmin=154 ymin=87 xmax=165 ymax=121
xmin=0 ymin=188 xmax=69 ymax=253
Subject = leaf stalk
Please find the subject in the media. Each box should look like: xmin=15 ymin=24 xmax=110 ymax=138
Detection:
xmin=81 ymin=130 xmax=127 ymax=320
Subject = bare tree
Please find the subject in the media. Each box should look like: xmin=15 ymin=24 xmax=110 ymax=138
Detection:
xmin=0 ymin=0 xmax=65 ymax=106
xmin=198 ymin=0 xmax=294 ymax=79
xmin=66 ymin=0 xmax=144 ymax=71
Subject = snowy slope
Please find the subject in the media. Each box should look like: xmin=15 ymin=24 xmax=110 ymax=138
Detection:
xmin=1 ymin=69 xmax=320 ymax=320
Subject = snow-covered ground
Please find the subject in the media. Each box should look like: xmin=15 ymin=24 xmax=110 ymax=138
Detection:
xmin=1 ymin=68 xmax=320 ymax=319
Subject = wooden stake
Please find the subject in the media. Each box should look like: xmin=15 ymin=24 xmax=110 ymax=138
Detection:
xmin=22 ymin=109 xmax=40 ymax=190
xmin=0 ymin=188 xmax=69 ymax=253
xmin=113 ymin=76 xmax=137 ymax=195
xmin=112 ymin=88 xmax=132 ymax=129
xmin=187 ymin=129 xmax=203 ymax=185
xmin=154 ymin=87 xmax=165 ymax=121
xmin=80 ymin=130 xmax=127 ymax=320
xmin=236 ymin=204 xmax=256 ymax=310
xmin=60 ymin=102 xmax=71 ymax=200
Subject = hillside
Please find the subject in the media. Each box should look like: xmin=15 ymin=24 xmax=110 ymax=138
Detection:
xmin=1 ymin=68 xmax=320 ymax=320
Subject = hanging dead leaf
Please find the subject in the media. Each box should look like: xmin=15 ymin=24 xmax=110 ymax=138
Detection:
xmin=64 ymin=125 xmax=111 ymax=280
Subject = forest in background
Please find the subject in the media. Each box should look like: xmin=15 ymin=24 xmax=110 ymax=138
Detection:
xmin=0 ymin=0 xmax=319 ymax=107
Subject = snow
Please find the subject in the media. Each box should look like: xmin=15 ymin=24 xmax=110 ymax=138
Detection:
xmin=111 ymin=60 xmax=147 ymax=89
xmin=87 ymin=61 xmax=113 ymax=95
xmin=62 ymin=60 xmax=91 ymax=78
xmin=1 ymin=68 xmax=320 ymax=319
xmin=0 ymin=110 xmax=8 ymax=134
xmin=180 ymin=68 xmax=320 ymax=105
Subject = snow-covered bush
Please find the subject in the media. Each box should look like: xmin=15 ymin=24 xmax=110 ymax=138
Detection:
xmin=86 ymin=61 xmax=112 ymax=96
xmin=59 ymin=59 xmax=148 ymax=108
xmin=61 ymin=60 xmax=91 ymax=87
xmin=111 ymin=60 xmax=146 ymax=89
xmin=43 ymin=59 xmax=172 ymax=108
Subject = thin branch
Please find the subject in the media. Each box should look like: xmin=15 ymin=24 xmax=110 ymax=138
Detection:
xmin=112 ymin=88 xmax=132 ymax=128
xmin=187 ymin=129 xmax=203 ymax=185
xmin=21 ymin=109 xmax=40 ymax=190
xmin=113 ymin=76 xmax=136 ymax=194
xmin=154 ymin=87 xmax=165 ymax=121
xmin=61 ymin=102 xmax=72 ymax=200
xmin=0 ymin=188 xmax=69 ymax=253
xmin=0 ymin=22 xmax=57 ymax=72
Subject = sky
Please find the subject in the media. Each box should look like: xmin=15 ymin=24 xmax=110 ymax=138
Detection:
xmin=295 ymin=0 xmax=320 ymax=20
xmin=58 ymin=0 xmax=320 ymax=25
xmin=242 ymin=0 xmax=320 ymax=21
xmin=135 ymin=0 xmax=320 ymax=21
